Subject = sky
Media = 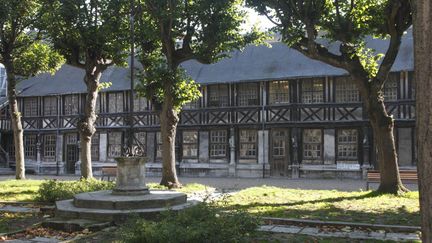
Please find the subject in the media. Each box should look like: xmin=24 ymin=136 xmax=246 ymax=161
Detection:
xmin=243 ymin=7 xmax=276 ymax=31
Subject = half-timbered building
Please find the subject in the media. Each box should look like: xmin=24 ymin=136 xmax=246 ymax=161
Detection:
xmin=0 ymin=32 xmax=415 ymax=178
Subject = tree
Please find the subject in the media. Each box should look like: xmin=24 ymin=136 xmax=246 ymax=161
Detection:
xmin=0 ymin=0 xmax=64 ymax=179
xmin=42 ymin=0 xmax=130 ymax=178
xmin=248 ymin=0 xmax=412 ymax=194
xmin=135 ymin=0 xmax=265 ymax=188
xmin=413 ymin=0 xmax=432 ymax=241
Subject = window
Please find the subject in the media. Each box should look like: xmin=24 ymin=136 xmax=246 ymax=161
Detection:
xmin=303 ymin=129 xmax=322 ymax=161
xmin=0 ymin=67 xmax=5 ymax=97
xmin=302 ymin=79 xmax=324 ymax=103
xmin=133 ymin=95 xmax=148 ymax=112
xmin=43 ymin=134 xmax=56 ymax=161
xmin=7 ymin=138 xmax=15 ymax=161
xmin=408 ymin=71 xmax=415 ymax=99
xmin=91 ymin=133 xmax=100 ymax=161
xmin=337 ymin=129 xmax=358 ymax=160
xmin=384 ymin=73 xmax=398 ymax=101
xmin=183 ymin=98 xmax=200 ymax=109
xmin=239 ymin=129 xmax=257 ymax=159
xmin=24 ymin=135 xmax=37 ymax=160
xmin=133 ymin=132 xmax=146 ymax=155
xmin=156 ymin=132 xmax=162 ymax=159
xmin=272 ymin=130 xmax=286 ymax=157
xmin=182 ymin=131 xmax=198 ymax=158
xmin=44 ymin=97 xmax=57 ymax=116
xmin=335 ymin=77 xmax=360 ymax=103
xmin=108 ymin=132 xmax=122 ymax=158
xmin=64 ymin=95 xmax=79 ymax=115
xmin=108 ymin=92 xmax=124 ymax=113
xmin=238 ymin=83 xmax=259 ymax=106
xmin=269 ymin=81 xmax=290 ymax=104
xmin=24 ymin=97 xmax=38 ymax=117
xmin=210 ymin=130 xmax=228 ymax=158
xmin=208 ymin=84 xmax=229 ymax=107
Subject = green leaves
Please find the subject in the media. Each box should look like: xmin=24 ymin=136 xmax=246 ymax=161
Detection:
xmin=135 ymin=56 xmax=201 ymax=111
xmin=14 ymin=42 xmax=65 ymax=77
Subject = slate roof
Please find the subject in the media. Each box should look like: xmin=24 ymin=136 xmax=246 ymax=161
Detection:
xmin=13 ymin=30 xmax=413 ymax=97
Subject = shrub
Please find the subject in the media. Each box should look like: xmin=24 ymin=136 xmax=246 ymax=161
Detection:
xmin=36 ymin=178 xmax=115 ymax=203
xmin=120 ymin=202 xmax=260 ymax=243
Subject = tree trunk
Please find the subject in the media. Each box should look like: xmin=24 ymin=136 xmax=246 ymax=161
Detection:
xmin=3 ymin=58 xmax=25 ymax=180
xmin=159 ymin=94 xmax=181 ymax=188
xmin=78 ymin=63 xmax=101 ymax=179
xmin=413 ymin=0 xmax=432 ymax=241
xmin=366 ymin=94 xmax=407 ymax=194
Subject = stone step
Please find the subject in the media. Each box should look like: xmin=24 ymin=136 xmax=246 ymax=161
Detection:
xmin=56 ymin=199 xmax=196 ymax=222
xmin=73 ymin=190 xmax=187 ymax=210
xmin=42 ymin=218 xmax=113 ymax=232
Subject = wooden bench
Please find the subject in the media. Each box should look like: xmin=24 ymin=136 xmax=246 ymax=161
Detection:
xmin=366 ymin=170 xmax=418 ymax=190
xmin=101 ymin=166 xmax=117 ymax=181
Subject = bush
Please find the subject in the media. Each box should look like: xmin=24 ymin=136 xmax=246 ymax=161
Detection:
xmin=120 ymin=202 xmax=260 ymax=243
xmin=36 ymin=179 xmax=115 ymax=203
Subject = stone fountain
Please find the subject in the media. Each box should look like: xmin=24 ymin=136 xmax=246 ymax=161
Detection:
xmin=54 ymin=157 xmax=192 ymax=222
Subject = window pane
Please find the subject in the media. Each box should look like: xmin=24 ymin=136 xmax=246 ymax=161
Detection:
xmin=109 ymin=93 xmax=124 ymax=113
xmin=44 ymin=97 xmax=57 ymax=116
xmin=269 ymin=81 xmax=290 ymax=104
xmin=384 ymin=73 xmax=398 ymax=101
xmin=337 ymin=129 xmax=358 ymax=160
xmin=210 ymin=130 xmax=227 ymax=158
xmin=208 ymin=85 xmax=229 ymax=107
xmin=303 ymin=129 xmax=322 ymax=161
xmin=91 ymin=133 xmax=100 ymax=161
xmin=335 ymin=77 xmax=360 ymax=103
xmin=43 ymin=134 xmax=56 ymax=161
xmin=24 ymin=98 xmax=38 ymax=117
xmin=183 ymin=131 xmax=198 ymax=158
xmin=108 ymin=132 xmax=122 ymax=158
xmin=238 ymin=83 xmax=259 ymax=106
xmin=64 ymin=95 xmax=79 ymax=115
xmin=239 ymin=130 xmax=257 ymax=159
xmin=24 ymin=135 xmax=37 ymax=159
xmin=302 ymin=79 xmax=324 ymax=103
xmin=133 ymin=95 xmax=148 ymax=112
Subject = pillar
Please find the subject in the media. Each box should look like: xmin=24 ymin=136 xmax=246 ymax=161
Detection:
xmin=323 ymin=129 xmax=336 ymax=165
xmin=229 ymin=127 xmax=236 ymax=176
xmin=199 ymin=131 xmax=209 ymax=163
xmin=99 ymin=132 xmax=108 ymax=162
xmin=258 ymin=130 xmax=269 ymax=164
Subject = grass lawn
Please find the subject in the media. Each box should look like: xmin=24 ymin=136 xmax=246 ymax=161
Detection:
xmin=222 ymin=186 xmax=420 ymax=226
xmin=0 ymin=179 xmax=213 ymax=202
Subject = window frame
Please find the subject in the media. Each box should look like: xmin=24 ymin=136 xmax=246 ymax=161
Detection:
xmin=335 ymin=77 xmax=360 ymax=103
xmin=107 ymin=132 xmax=122 ymax=158
xmin=237 ymin=83 xmax=259 ymax=106
xmin=239 ymin=129 xmax=258 ymax=159
xmin=336 ymin=129 xmax=359 ymax=161
xmin=91 ymin=133 xmax=100 ymax=161
xmin=64 ymin=94 xmax=79 ymax=115
xmin=302 ymin=129 xmax=323 ymax=163
xmin=24 ymin=134 xmax=37 ymax=160
xmin=383 ymin=73 xmax=399 ymax=101
xmin=269 ymin=80 xmax=290 ymax=105
xmin=43 ymin=134 xmax=56 ymax=161
xmin=24 ymin=97 xmax=38 ymax=117
xmin=209 ymin=130 xmax=228 ymax=159
xmin=133 ymin=131 xmax=146 ymax=156
xmin=43 ymin=96 xmax=58 ymax=116
xmin=208 ymin=84 xmax=229 ymax=107
xmin=301 ymin=79 xmax=324 ymax=104
xmin=182 ymin=130 xmax=199 ymax=159
xmin=108 ymin=92 xmax=124 ymax=113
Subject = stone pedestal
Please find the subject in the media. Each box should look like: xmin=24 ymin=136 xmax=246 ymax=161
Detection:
xmin=112 ymin=157 xmax=149 ymax=195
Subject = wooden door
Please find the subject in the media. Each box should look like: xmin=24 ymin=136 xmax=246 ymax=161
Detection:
xmin=270 ymin=129 xmax=290 ymax=177
xmin=65 ymin=134 xmax=78 ymax=174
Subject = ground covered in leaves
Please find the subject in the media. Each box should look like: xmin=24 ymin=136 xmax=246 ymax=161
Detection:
xmin=222 ymin=186 xmax=420 ymax=226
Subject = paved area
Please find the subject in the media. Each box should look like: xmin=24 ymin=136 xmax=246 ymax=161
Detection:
xmin=259 ymin=224 xmax=421 ymax=241
xmin=0 ymin=175 xmax=419 ymax=191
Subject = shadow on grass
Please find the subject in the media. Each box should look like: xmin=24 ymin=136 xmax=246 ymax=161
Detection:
xmin=253 ymin=203 xmax=420 ymax=226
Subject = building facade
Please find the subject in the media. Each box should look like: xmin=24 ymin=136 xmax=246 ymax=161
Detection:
xmin=0 ymin=33 xmax=415 ymax=179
